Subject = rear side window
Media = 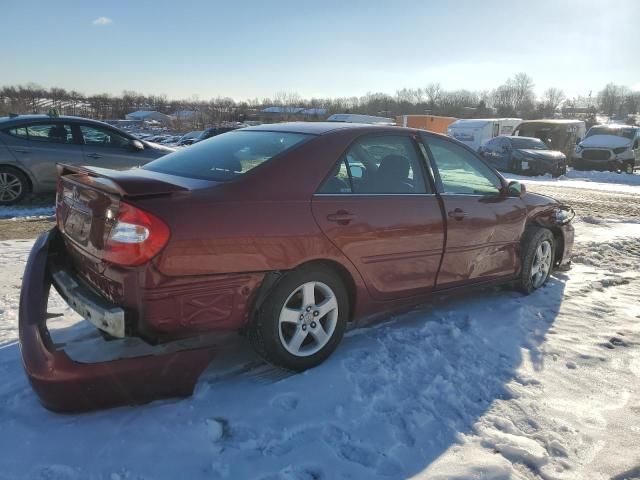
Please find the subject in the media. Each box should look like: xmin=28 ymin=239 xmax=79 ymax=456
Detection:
xmin=4 ymin=123 xmax=73 ymax=144
xmin=318 ymin=135 xmax=429 ymax=194
xmin=144 ymin=130 xmax=311 ymax=181
xmin=5 ymin=127 xmax=28 ymax=139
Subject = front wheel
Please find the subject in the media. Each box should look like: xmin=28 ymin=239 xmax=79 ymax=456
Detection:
xmin=516 ymin=227 xmax=556 ymax=294
xmin=624 ymin=161 xmax=634 ymax=174
xmin=248 ymin=265 xmax=348 ymax=371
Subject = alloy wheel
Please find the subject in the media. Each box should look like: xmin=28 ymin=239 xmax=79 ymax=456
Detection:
xmin=0 ymin=172 xmax=23 ymax=202
xmin=278 ymin=281 xmax=338 ymax=357
xmin=531 ymin=240 xmax=552 ymax=288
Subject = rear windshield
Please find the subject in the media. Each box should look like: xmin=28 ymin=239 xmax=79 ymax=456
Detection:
xmin=510 ymin=137 xmax=548 ymax=150
xmin=585 ymin=126 xmax=636 ymax=139
xmin=143 ymin=130 xmax=311 ymax=181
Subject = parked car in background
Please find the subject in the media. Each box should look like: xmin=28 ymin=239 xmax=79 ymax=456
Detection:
xmin=178 ymin=131 xmax=203 ymax=146
xmin=573 ymin=124 xmax=639 ymax=174
xmin=446 ymin=118 xmax=521 ymax=151
xmin=512 ymin=119 xmax=586 ymax=164
xmin=194 ymin=126 xmax=242 ymax=143
xmin=0 ymin=115 xmax=175 ymax=204
xmin=22 ymin=122 xmax=575 ymax=411
xmin=478 ymin=136 xmax=567 ymax=177
xmin=327 ymin=113 xmax=396 ymax=125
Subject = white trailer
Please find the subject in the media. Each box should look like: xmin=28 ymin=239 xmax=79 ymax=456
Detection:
xmin=446 ymin=118 xmax=522 ymax=151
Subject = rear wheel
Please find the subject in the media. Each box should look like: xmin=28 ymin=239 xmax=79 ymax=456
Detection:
xmin=248 ymin=265 xmax=348 ymax=371
xmin=0 ymin=166 xmax=28 ymax=205
xmin=516 ymin=227 xmax=555 ymax=294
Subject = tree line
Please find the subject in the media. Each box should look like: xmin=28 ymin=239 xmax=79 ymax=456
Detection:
xmin=1 ymin=74 xmax=638 ymax=127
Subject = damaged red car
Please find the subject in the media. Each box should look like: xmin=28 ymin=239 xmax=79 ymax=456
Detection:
xmin=19 ymin=122 xmax=574 ymax=412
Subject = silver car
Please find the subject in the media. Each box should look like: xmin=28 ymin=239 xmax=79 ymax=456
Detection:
xmin=0 ymin=115 xmax=175 ymax=204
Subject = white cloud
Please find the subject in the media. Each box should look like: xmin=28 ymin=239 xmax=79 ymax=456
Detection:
xmin=92 ymin=16 xmax=112 ymax=26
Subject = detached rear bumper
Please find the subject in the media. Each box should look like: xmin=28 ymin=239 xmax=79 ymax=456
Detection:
xmin=19 ymin=229 xmax=217 ymax=413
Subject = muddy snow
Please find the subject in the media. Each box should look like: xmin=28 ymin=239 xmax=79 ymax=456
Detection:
xmin=0 ymin=210 xmax=639 ymax=478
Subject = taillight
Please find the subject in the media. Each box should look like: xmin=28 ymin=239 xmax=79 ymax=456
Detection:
xmin=55 ymin=178 xmax=64 ymax=227
xmin=103 ymin=202 xmax=170 ymax=266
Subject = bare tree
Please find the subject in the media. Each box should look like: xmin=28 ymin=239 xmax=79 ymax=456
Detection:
xmin=598 ymin=83 xmax=627 ymax=117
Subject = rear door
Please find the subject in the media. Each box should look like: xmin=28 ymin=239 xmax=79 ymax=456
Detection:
xmin=78 ymin=123 xmax=147 ymax=170
xmin=420 ymin=134 xmax=526 ymax=288
xmin=2 ymin=121 xmax=84 ymax=189
xmin=312 ymin=133 xmax=445 ymax=301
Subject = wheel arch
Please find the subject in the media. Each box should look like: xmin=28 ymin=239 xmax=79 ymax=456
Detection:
xmin=0 ymin=163 xmax=34 ymax=194
xmin=522 ymin=220 xmax=565 ymax=265
xmin=251 ymin=258 xmax=358 ymax=323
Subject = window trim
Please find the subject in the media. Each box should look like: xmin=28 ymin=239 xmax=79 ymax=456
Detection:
xmin=314 ymin=132 xmax=434 ymax=196
xmin=419 ymin=133 xmax=506 ymax=197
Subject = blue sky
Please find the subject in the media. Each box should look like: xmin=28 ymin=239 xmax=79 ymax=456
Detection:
xmin=2 ymin=0 xmax=639 ymax=100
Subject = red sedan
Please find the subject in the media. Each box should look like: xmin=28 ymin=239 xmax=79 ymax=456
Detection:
xmin=20 ymin=122 xmax=574 ymax=411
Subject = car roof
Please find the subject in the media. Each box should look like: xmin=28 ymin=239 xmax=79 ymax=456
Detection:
xmin=590 ymin=124 xmax=636 ymax=129
xmin=0 ymin=114 xmax=116 ymax=129
xmin=242 ymin=121 xmax=405 ymax=135
xmin=517 ymin=119 xmax=584 ymax=124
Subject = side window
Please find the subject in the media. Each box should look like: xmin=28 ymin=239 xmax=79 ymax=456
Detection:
xmin=318 ymin=135 xmax=429 ymax=195
xmin=424 ymin=136 xmax=502 ymax=196
xmin=484 ymin=138 xmax=498 ymax=151
xmin=26 ymin=124 xmax=74 ymax=144
xmin=5 ymin=127 xmax=28 ymax=139
xmin=318 ymin=159 xmax=353 ymax=194
xmin=80 ymin=125 xmax=131 ymax=148
xmin=4 ymin=124 xmax=73 ymax=143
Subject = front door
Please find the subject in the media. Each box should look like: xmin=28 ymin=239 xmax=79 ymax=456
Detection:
xmin=78 ymin=124 xmax=146 ymax=170
xmin=420 ymin=134 xmax=526 ymax=288
xmin=312 ymin=134 xmax=445 ymax=301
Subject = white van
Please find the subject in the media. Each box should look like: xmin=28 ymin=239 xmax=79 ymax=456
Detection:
xmin=446 ymin=118 xmax=521 ymax=151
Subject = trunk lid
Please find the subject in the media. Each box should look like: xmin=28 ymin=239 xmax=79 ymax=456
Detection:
xmin=56 ymin=164 xmax=198 ymax=258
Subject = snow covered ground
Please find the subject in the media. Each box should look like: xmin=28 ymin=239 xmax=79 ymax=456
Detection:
xmin=505 ymin=169 xmax=640 ymax=195
xmin=0 ymin=210 xmax=639 ymax=479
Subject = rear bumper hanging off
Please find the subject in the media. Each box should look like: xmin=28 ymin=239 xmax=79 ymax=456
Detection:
xmin=18 ymin=229 xmax=217 ymax=413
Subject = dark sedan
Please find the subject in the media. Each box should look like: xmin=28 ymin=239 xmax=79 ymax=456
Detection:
xmin=479 ymin=135 xmax=567 ymax=177
xmin=20 ymin=122 xmax=574 ymax=411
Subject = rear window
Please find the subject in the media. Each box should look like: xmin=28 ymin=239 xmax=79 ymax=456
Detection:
xmin=143 ymin=130 xmax=311 ymax=181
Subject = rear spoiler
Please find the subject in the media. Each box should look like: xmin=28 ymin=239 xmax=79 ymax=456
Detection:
xmin=57 ymin=164 xmax=189 ymax=198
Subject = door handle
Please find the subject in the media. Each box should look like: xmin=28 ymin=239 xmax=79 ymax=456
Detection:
xmin=326 ymin=210 xmax=356 ymax=224
xmin=447 ymin=208 xmax=467 ymax=221
xmin=87 ymin=153 xmax=103 ymax=159
xmin=13 ymin=149 xmax=30 ymax=154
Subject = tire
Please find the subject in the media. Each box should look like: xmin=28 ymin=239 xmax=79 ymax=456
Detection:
xmin=248 ymin=265 xmax=349 ymax=371
xmin=0 ymin=166 xmax=29 ymax=205
xmin=516 ymin=227 xmax=556 ymax=294
xmin=551 ymin=166 xmax=566 ymax=178
xmin=624 ymin=161 xmax=634 ymax=175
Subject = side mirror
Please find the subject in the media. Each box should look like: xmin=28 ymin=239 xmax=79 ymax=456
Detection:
xmin=507 ymin=180 xmax=526 ymax=197
xmin=130 ymin=139 xmax=144 ymax=151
